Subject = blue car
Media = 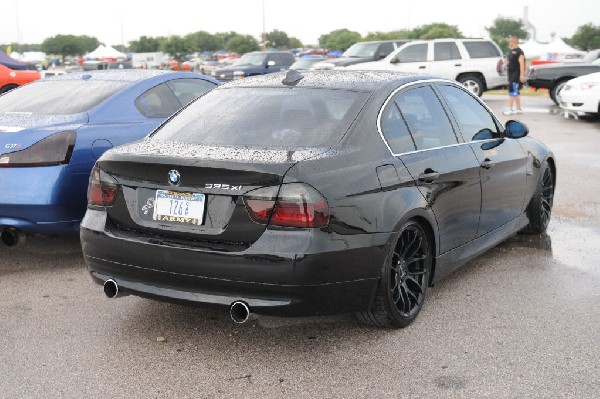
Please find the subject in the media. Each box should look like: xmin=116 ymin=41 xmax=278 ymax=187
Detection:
xmin=0 ymin=70 xmax=218 ymax=243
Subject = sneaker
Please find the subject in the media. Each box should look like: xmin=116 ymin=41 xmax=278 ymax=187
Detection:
xmin=514 ymin=109 xmax=523 ymax=114
xmin=502 ymin=109 xmax=514 ymax=115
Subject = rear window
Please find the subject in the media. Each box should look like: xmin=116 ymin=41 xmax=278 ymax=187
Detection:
xmin=0 ymin=80 xmax=130 ymax=115
xmin=151 ymin=87 xmax=369 ymax=147
xmin=463 ymin=41 xmax=501 ymax=59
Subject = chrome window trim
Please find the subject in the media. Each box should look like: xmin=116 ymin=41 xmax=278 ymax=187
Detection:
xmin=377 ymin=79 xmax=502 ymax=157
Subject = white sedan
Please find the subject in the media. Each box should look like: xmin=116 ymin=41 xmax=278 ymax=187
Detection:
xmin=558 ymin=71 xmax=600 ymax=116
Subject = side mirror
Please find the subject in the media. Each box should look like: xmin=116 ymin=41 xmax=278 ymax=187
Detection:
xmin=267 ymin=60 xmax=276 ymax=67
xmin=504 ymin=120 xmax=529 ymax=139
xmin=390 ymin=56 xmax=399 ymax=64
xmin=376 ymin=53 xmax=386 ymax=60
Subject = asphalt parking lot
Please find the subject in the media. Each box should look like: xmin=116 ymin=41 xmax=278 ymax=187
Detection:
xmin=1 ymin=94 xmax=599 ymax=398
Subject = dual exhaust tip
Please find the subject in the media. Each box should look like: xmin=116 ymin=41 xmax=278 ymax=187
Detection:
xmin=103 ymin=279 xmax=254 ymax=324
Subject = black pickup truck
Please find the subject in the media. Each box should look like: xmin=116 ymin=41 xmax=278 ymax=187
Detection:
xmin=527 ymin=49 xmax=600 ymax=104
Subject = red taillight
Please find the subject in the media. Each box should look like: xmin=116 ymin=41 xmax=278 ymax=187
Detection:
xmin=87 ymin=166 xmax=118 ymax=207
xmin=244 ymin=183 xmax=329 ymax=228
xmin=496 ymin=59 xmax=504 ymax=74
xmin=0 ymin=130 xmax=76 ymax=167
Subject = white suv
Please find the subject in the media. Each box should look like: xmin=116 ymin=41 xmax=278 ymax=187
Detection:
xmin=345 ymin=38 xmax=505 ymax=96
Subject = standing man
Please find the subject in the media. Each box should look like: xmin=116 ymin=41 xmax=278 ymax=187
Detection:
xmin=503 ymin=36 xmax=526 ymax=115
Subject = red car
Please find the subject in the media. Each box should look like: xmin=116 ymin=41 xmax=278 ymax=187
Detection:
xmin=0 ymin=51 xmax=41 ymax=94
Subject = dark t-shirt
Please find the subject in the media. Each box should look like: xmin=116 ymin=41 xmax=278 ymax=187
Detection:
xmin=508 ymin=47 xmax=525 ymax=77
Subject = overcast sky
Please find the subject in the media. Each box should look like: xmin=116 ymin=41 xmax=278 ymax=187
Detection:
xmin=1 ymin=0 xmax=598 ymax=47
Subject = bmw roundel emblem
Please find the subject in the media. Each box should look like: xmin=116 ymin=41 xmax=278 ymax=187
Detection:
xmin=168 ymin=169 xmax=181 ymax=186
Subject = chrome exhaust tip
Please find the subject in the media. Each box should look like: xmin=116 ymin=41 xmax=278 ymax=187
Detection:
xmin=103 ymin=279 xmax=120 ymax=299
xmin=1 ymin=228 xmax=26 ymax=247
xmin=230 ymin=301 xmax=253 ymax=324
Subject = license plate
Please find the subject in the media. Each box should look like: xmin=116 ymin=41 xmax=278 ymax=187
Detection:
xmin=153 ymin=190 xmax=205 ymax=225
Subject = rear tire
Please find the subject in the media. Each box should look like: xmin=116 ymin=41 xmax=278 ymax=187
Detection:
xmin=522 ymin=161 xmax=554 ymax=234
xmin=357 ymin=220 xmax=432 ymax=328
xmin=550 ymin=80 xmax=569 ymax=105
xmin=0 ymin=84 xmax=18 ymax=94
xmin=458 ymin=75 xmax=484 ymax=97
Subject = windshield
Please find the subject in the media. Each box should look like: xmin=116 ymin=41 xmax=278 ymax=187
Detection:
xmin=234 ymin=53 xmax=267 ymax=66
xmin=343 ymin=43 xmax=379 ymax=58
xmin=0 ymin=80 xmax=130 ymax=115
xmin=290 ymin=58 xmax=326 ymax=70
xmin=151 ymin=87 xmax=370 ymax=148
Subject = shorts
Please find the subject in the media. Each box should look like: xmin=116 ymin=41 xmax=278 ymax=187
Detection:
xmin=508 ymin=78 xmax=522 ymax=97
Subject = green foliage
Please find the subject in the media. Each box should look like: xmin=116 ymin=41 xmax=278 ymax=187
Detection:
xmin=409 ymin=23 xmax=464 ymax=40
xmin=41 ymin=34 xmax=99 ymax=58
xmin=363 ymin=30 xmax=411 ymax=41
xmin=288 ymin=37 xmax=303 ymax=49
xmin=319 ymin=29 xmax=362 ymax=51
xmin=569 ymin=24 xmax=600 ymax=51
xmin=128 ymin=36 xmax=162 ymax=52
xmin=486 ymin=17 xmax=528 ymax=54
xmin=1 ymin=42 xmax=42 ymax=52
xmin=266 ymin=29 xmax=290 ymax=49
xmin=185 ymin=31 xmax=219 ymax=52
xmin=225 ymin=35 xmax=259 ymax=54
xmin=160 ymin=35 xmax=194 ymax=60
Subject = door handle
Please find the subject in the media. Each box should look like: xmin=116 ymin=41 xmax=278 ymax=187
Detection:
xmin=418 ymin=170 xmax=440 ymax=183
xmin=454 ymin=63 xmax=462 ymax=67
xmin=419 ymin=65 xmax=426 ymax=69
xmin=481 ymin=159 xmax=495 ymax=169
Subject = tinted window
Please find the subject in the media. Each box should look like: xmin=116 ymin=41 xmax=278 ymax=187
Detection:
xmin=151 ymin=88 xmax=369 ymax=148
xmin=0 ymin=80 xmax=130 ymax=115
xmin=380 ymin=101 xmax=416 ymax=154
xmin=395 ymin=86 xmax=458 ymax=150
xmin=267 ymin=54 xmax=281 ymax=65
xmin=397 ymin=44 xmax=428 ymax=63
xmin=166 ymin=79 xmax=216 ymax=106
xmin=135 ymin=82 xmax=182 ymax=118
xmin=463 ymin=41 xmax=501 ymax=59
xmin=281 ymin=53 xmax=295 ymax=66
xmin=434 ymin=42 xmax=461 ymax=61
xmin=437 ymin=85 xmax=500 ymax=141
xmin=378 ymin=42 xmax=395 ymax=57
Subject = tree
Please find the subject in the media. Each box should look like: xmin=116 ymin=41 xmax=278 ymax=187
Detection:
xmin=225 ymin=35 xmax=259 ymax=54
xmin=41 ymin=34 xmax=99 ymax=58
xmin=363 ymin=30 xmax=411 ymax=41
xmin=185 ymin=31 xmax=219 ymax=52
xmin=288 ymin=37 xmax=303 ymax=49
xmin=486 ymin=17 xmax=528 ymax=54
xmin=161 ymin=35 xmax=193 ymax=60
xmin=213 ymin=32 xmax=239 ymax=50
xmin=319 ymin=29 xmax=362 ymax=51
xmin=569 ymin=23 xmax=600 ymax=51
xmin=129 ymin=36 xmax=161 ymax=52
xmin=266 ymin=29 xmax=290 ymax=49
xmin=409 ymin=23 xmax=463 ymax=40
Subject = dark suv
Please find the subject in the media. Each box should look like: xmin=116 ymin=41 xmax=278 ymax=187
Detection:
xmin=313 ymin=40 xmax=410 ymax=70
xmin=211 ymin=51 xmax=295 ymax=82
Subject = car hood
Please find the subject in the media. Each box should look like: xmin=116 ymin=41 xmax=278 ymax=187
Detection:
xmin=344 ymin=60 xmax=391 ymax=71
xmin=0 ymin=112 xmax=88 ymax=132
xmin=325 ymin=57 xmax=371 ymax=66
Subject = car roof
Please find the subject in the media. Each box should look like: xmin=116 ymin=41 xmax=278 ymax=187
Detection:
xmin=47 ymin=69 xmax=181 ymax=83
xmin=222 ymin=69 xmax=435 ymax=92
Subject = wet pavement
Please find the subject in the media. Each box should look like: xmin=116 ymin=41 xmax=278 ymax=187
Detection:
xmin=1 ymin=94 xmax=599 ymax=398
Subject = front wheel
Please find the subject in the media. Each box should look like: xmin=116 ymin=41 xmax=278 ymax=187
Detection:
xmin=0 ymin=84 xmax=18 ymax=94
xmin=550 ymin=80 xmax=569 ymax=105
xmin=522 ymin=161 xmax=554 ymax=234
xmin=357 ymin=220 xmax=432 ymax=328
xmin=458 ymin=75 xmax=484 ymax=97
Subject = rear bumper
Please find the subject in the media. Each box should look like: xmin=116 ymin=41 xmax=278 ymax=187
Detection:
xmin=0 ymin=166 xmax=88 ymax=235
xmin=81 ymin=209 xmax=391 ymax=316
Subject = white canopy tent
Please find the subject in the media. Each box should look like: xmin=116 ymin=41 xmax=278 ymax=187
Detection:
xmin=520 ymin=39 xmax=547 ymax=59
xmin=85 ymin=44 xmax=126 ymax=60
xmin=540 ymin=38 xmax=586 ymax=61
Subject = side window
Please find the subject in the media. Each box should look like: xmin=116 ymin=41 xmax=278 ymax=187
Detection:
xmin=378 ymin=42 xmax=395 ymax=58
xmin=166 ymin=79 xmax=216 ymax=106
xmin=434 ymin=42 xmax=461 ymax=61
xmin=282 ymin=53 xmax=295 ymax=66
xmin=437 ymin=85 xmax=500 ymax=141
xmin=268 ymin=54 xmax=281 ymax=66
xmin=395 ymin=86 xmax=458 ymax=150
xmin=463 ymin=41 xmax=502 ymax=59
xmin=380 ymin=101 xmax=416 ymax=154
xmin=135 ymin=83 xmax=182 ymax=118
xmin=396 ymin=44 xmax=428 ymax=63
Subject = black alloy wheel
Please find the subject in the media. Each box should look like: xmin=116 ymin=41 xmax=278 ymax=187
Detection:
xmin=358 ymin=220 xmax=432 ymax=328
xmin=523 ymin=161 xmax=554 ymax=234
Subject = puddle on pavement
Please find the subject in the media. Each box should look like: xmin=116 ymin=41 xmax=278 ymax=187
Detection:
xmin=504 ymin=221 xmax=600 ymax=275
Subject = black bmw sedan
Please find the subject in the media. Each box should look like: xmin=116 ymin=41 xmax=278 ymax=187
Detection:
xmin=81 ymin=70 xmax=555 ymax=328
